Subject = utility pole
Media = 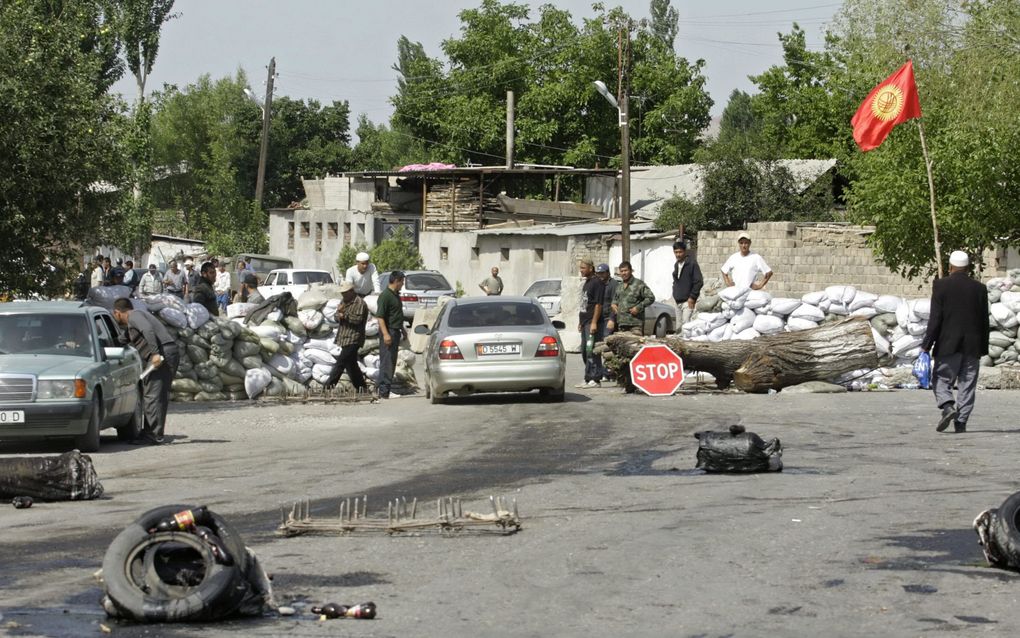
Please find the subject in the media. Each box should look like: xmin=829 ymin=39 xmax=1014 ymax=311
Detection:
xmin=618 ymin=28 xmax=631 ymax=261
xmin=255 ymin=57 xmax=276 ymax=210
xmin=505 ymin=90 xmax=515 ymax=169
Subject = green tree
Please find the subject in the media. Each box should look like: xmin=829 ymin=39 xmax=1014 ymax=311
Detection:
xmin=653 ymin=194 xmax=704 ymax=234
xmin=370 ymin=227 xmax=424 ymax=272
xmin=336 ymin=241 xmax=370 ymax=273
xmin=648 ymin=0 xmax=678 ymax=50
xmin=0 ymin=1 xmax=128 ymax=296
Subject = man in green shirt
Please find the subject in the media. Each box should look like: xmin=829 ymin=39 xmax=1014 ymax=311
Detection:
xmin=610 ymin=260 xmax=655 ymax=336
xmin=375 ymin=270 xmax=406 ymax=399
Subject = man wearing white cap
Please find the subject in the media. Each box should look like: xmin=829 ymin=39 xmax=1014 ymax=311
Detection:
xmin=721 ymin=232 xmax=773 ymax=290
xmin=920 ymin=250 xmax=989 ymax=433
xmin=345 ymin=251 xmax=381 ymax=297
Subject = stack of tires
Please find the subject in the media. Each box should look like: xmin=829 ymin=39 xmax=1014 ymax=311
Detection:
xmin=974 ymin=492 xmax=1020 ymax=571
xmin=101 ymin=505 xmax=273 ymax=622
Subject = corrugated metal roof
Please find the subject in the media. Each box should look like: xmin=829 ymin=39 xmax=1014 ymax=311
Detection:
xmin=474 ymin=220 xmax=657 ymax=237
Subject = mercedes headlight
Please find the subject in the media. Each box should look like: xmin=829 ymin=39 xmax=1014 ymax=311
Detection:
xmin=37 ymin=379 xmax=86 ymax=400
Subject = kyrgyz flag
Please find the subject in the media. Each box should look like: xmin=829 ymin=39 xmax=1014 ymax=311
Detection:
xmin=851 ymin=60 xmax=922 ymax=151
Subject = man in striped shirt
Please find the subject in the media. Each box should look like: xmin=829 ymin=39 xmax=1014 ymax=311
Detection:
xmin=325 ymin=281 xmax=368 ymax=392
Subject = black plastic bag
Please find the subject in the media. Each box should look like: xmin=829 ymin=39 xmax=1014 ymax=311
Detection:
xmin=0 ymin=450 xmax=105 ymax=500
xmin=695 ymin=425 xmax=783 ymax=473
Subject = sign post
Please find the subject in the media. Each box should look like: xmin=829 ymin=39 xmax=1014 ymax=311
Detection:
xmin=629 ymin=345 xmax=685 ymax=396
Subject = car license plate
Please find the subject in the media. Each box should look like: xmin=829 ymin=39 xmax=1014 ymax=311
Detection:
xmin=477 ymin=343 xmax=521 ymax=356
xmin=0 ymin=410 xmax=25 ymax=424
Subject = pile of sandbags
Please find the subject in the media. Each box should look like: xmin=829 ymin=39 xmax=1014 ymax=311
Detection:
xmin=681 ymin=268 xmax=1020 ymax=370
xmin=140 ymin=286 xmax=417 ymax=402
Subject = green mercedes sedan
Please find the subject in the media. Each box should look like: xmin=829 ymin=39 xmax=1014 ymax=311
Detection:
xmin=0 ymin=301 xmax=144 ymax=451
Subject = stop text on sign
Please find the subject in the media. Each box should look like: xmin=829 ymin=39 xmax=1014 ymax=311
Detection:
xmin=628 ymin=344 xmax=685 ymax=397
xmin=632 ymin=362 xmax=681 ymax=382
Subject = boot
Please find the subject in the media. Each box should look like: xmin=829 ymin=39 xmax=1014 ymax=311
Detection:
xmin=936 ymin=402 xmax=957 ymax=432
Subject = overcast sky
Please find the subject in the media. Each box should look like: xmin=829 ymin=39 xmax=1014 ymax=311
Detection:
xmin=111 ymin=0 xmax=836 ymax=128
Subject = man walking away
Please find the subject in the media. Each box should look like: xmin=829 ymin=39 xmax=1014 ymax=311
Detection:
xmin=112 ymin=298 xmax=179 ymax=445
xmin=479 ymin=266 xmax=504 ymax=296
xmin=345 ymin=251 xmax=381 ymax=297
xmin=375 ymin=271 xmax=406 ymax=399
xmin=721 ymin=232 xmax=772 ymax=290
xmin=671 ymin=241 xmax=703 ymax=331
xmin=576 ymin=259 xmax=604 ymax=388
xmin=920 ymin=251 xmax=989 ymax=433
xmin=610 ymin=261 xmax=655 ymax=336
xmin=163 ymin=260 xmax=185 ymax=298
xmin=325 ymin=281 xmax=368 ymax=393
xmin=192 ymin=262 xmax=219 ymax=316
xmin=138 ymin=263 xmax=163 ymax=298
xmin=214 ymin=262 xmax=231 ymax=313
xmin=242 ymin=273 xmax=264 ymax=305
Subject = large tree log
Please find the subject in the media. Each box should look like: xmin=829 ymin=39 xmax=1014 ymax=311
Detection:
xmin=600 ymin=318 xmax=879 ymax=393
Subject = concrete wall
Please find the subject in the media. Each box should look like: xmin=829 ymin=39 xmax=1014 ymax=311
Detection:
xmin=268 ymin=209 xmax=378 ymax=280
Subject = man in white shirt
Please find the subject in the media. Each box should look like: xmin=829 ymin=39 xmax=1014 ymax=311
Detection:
xmin=345 ymin=251 xmax=381 ymax=297
xmin=90 ymin=257 xmax=105 ymax=289
xmin=721 ymin=232 xmax=773 ymax=290
xmin=138 ymin=263 xmax=163 ymax=298
xmin=214 ymin=262 xmax=232 ymax=312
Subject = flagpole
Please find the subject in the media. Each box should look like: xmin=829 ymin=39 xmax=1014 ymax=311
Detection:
xmin=915 ymin=119 xmax=943 ymax=278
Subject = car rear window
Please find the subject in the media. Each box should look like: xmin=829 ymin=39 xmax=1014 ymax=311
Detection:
xmin=447 ymin=302 xmax=546 ymax=328
xmin=524 ymin=279 xmax=561 ymax=298
xmin=406 ymin=273 xmax=452 ymax=292
xmin=292 ymin=272 xmax=333 ymax=285
xmin=0 ymin=314 xmax=93 ymax=357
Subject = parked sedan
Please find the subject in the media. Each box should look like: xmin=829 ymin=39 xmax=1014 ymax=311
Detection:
xmin=0 ymin=302 xmax=144 ymax=451
xmin=416 ymin=297 xmax=566 ymax=404
xmin=379 ymin=270 xmax=456 ymax=323
xmin=260 ymin=269 xmax=334 ymax=299
xmin=523 ymin=277 xmax=676 ymax=337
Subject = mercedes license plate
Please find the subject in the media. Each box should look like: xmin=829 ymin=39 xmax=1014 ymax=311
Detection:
xmin=0 ymin=410 xmax=25 ymax=424
xmin=477 ymin=343 xmax=521 ymax=356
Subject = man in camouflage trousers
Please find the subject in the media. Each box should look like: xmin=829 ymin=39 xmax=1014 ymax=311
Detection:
xmin=610 ymin=260 xmax=655 ymax=336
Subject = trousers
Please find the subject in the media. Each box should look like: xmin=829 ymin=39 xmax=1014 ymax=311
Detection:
xmin=143 ymin=346 xmax=179 ymax=438
xmin=326 ymin=343 xmax=366 ymax=391
xmin=673 ymin=299 xmax=694 ymax=332
xmin=580 ymin=323 xmax=603 ymax=383
xmin=932 ymin=352 xmax=980 ymax=424
xmin=377 ymin=329 xmax=402 ymax=397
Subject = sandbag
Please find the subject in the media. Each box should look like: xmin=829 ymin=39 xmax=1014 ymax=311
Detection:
xmin=848 ymin=291 xmax=878 ymax=312
xmin=159 ymin=307 xmax=188 ymax=329
xmin=171 ymin=378 xmax=202 ymax=394
xmin=694 ymin=425 xmax=782 ymax=473
xmin=850 ymin=306 xmax=879 ymax=319
xmin=801 ymin=290 xmax=826 ymax=306
xmin=752 ymin=314 xmax=785 ymax=335
xmin=86 ymin=285 xmax=134 ymax=310
xmin=743 ymin=290 xmax=772 ymax=310
xmin=268 ymin=353 xmax=296 ymax=377
xmin=906 ymin=321 xmax=927 ymax=336
xmin=298 ymin=309 xmax=324 ymax=331
xmin=186 ymin=344 xmax=208 ymax=364
xmin=323 ymin=298 xmax=342 ymax=318
xmin=259 ymin=338 xmax=280 ymax=354
xmin=296 ymin=287 xmax=328 ymax=311
xmin=874 ymin=295 xmax=902 ymax=314
xmin=365 ymin=317 xmax=380 ymax=337
xmin=244 ymin=368 xmax=273 ymax=399
xmin=989 ymin=331 xmax=1014 ymax=349
xmin=825 ymin=285 xmax=857 ymax=305
xmin=872 ymin=328 xmax=890 ymax=355
xmin=220 ymin=359 xmax=247 ymax=380
xmin=790 ymin=303 xmax=825 ymax=322
xmin=735 ymin=328 xmax=761 ymax=340
xmin=304 ymin=338 xmax=341 ymax=356
xmin=769 ymin=297 xmax=801 ymax=316
xmin=0 ymin=450 xmax=105 ymax=500
xmin=249 ymin=324 xmax=282 ymax=339
xmin=891 ymin=334 xmax=922 ymax=356
xmin=282 ymin=316 xmax=307 ymax=338
xmin=301 ymin=348 xmax=336 ymax=367
xmin=695 ymin=294 xmax=720 ymax=312
xmin=199 ymin=378 xmax=224 ymax=393
xmin=786 ymin=317 xmax=818 ymax=331
xmin=233 ymin=341 xmax=261 ymax=359
xmin=185 ymin=303 xmax=211 ymax=329
xmin=194 ymin=391 xmax=228 ymax=402
xmin=729 ymin=307 xmax=755 ymax=333
xmin=910 ymin=298 xmax=931 ymax=320
xmin=991 ymin=303 xmax=1019 ymax=329
xmin=194 ymin=361 xmax=219 ymax=381
xmin=241 ymin=355 xmax=263 ymax=370
xmin=398 ymin=349 xmax=417 ymax=366
xmin=226 ymin=303 xmax=256 ymax=319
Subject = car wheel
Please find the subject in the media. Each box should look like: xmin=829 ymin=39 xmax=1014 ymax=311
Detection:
xmin=74 ymin=396 xmax=102 ymax=453
xmin=117 ymin=385 xmax=144 ymax=442
xmin=654 ymin=315 xmax=669 ymax=339
xmin=540 ymin=382 xmax=565 ymax=403
xmin=429 ymin=377 xmax=444 ymax=405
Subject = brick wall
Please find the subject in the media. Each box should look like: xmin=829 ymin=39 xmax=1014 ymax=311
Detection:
xmin=695 ymin=222 xmax=1008 ymax=298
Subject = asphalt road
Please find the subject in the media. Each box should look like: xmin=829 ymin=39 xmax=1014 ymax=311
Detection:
xmin=2 ymin=356 xmax=1019 ymax=637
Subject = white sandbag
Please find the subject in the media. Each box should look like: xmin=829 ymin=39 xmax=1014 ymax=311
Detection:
xmin=398 ymin=350 xmax=417 ymax=366
xmin=801 ymin=290 xmax=826 ymax=306
xmin=159 ymin=307 xmax=188 ymax=329
xmin=848 ymin=292 xmax=878 ymax=312
xmin=743 ymin=290 xmax=772 ymax=310
xmin=827 ymin=302 xmax=850 ymax=316
xmin=786 ymin=317 xmax=818 ymax=331
xmin=244 ymin=367 xmax=272 ymax=399
xmin=363 ymin=353 xmax=380 ymax=368
xmin=185 ymin=303 xmax=211 ymax=329
xmin=707 ymin=324 xmax=728 ymax=342
xmin=825 ymin=285 xmax=857 ymax=305
xmin=891 ymin=334 xmax=922 ymax=356
xmin=874 ymin=295 xmax=902 ymax=314
xmin=719 ymin=286 xmax=750 ymax=302
xmin=268 ymin=353 xmax=296 ymax=377
xmin=729 ymin=307 xmax=755 ymax=333
xmin=735 ymin=328 xmax=761 ymax=340
xmin=365 ymin=316 xmax=380 ymax=337
xmin=899 ymin=346 xmax=922 ymax=360
xmin=364 ymin=366 xmax=381 ymax=381
xmin=304 ymin=338 xmax=341 ymax=356
xmin=301 ymin=348 xmax=336 ymax=367
xmin=266 ymin=309 xmax=283 ymax=323
xmin=323 ymin=299 xmax=342 ymax=318
xmin=790 ymin=303 xmax=825 ymax=322
xmin=298 ymin=308 xmax=324 ymax=331
xmin=991 ymin=302 xmax=1019 ymax=329
xmin=769 ymin=298 xmax=801 ymax=316
xmin=895 ymin=299 xmax=910 ymax=327
xmin=906 ymin=321 xmax=927 ymax=336
xmin=285 ymin=331 xmax=304 ymax=346
xmin=297 ymin=287 xmax=328 ymax=311
xmin=721 ymin=308 xmax=735 ymax=320
xmin=872 ymin=328 xmax=890 ymax=355
xmin=1001 ymin=291 xmax=1020 ymax=307
xmin=226 ymin=303 xmax=256 ymax=319
xmin=910 ymin=298 xmax=931 ymax=320
xmin=752 ymin=314 xmax=785 ymax=335
xmin=850 ymin=307 xmax=879 ymax=319
xmin=364 ymin=294 xmax=379 ymax=314
xmin=250 ymin=324 xmax=282 ymax=339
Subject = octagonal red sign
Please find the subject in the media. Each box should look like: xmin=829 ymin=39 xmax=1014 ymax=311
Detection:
xmin=629 ymin=345 xmax=685 ymax=396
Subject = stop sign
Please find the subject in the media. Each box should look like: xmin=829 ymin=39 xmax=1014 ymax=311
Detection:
xmin=629 ymin=345 xmax=685 ymax=396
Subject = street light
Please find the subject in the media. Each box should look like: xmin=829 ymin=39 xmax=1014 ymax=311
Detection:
xmin=594 ymin=79 xmax=630 ymax=260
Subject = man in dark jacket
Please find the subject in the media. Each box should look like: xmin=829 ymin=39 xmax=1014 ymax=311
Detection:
xmin=325 ymin=281 xmax=368 ymax=392
xmin=920 ymin=250 xmax=989 ymax=433
xmin=671 ymin=240 xmax=703 ymax=331
xmin=191 ymin=262 xmax=220 ymax=316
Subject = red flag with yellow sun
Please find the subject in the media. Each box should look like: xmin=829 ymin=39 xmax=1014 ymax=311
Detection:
xmin=851 ymin=60 xmax=922 ymax=151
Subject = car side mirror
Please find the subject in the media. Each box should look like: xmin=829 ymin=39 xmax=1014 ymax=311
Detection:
xmin=551 ymin=320 xmax=566 ymax=330
xmin=104 ymin=347 xmax=127 ymax=361
xmin=413 ymin=324 xmax=429 ymax=335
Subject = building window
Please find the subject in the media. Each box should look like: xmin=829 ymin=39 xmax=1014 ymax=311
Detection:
xmin=471 ymin=247 xmax=480 ymax=261
xmin=440 ymin=246 xmax=449 ymax=261
xmin=300 ymin=222 xmax=310 ymax=238
xmin=343 ymin=222 xmax=351 ymax=245
xmin=328 ymin=222 xmax=338 ymax=239
xmin=315 ymin=223 xmax=323 ymax=252
xmin=500 ymin=247 xmax=510 ymax=262
xmin=357 ymin=223 xmax=366 ymax=242
xmin=534 ymin=248 xmax=544 ymax=263
xmin=287 ymin=222 xmax=295 ymax=249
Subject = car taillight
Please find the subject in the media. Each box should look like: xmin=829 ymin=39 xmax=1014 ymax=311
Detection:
xmin=438 ymin=339 xmax=463 ymax=360
xmin=536 ymin=336 xmax=560 ymax=357
xmin=401 ymin=293 xmax=419 ymax=303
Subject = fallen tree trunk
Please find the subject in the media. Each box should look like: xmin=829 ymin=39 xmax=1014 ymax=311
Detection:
xmin=600 ymin=317 xmax=879 ymax=393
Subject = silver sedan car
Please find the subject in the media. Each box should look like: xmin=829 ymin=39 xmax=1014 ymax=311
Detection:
xmin=415 ymin=297 xmax=566 ymax=404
